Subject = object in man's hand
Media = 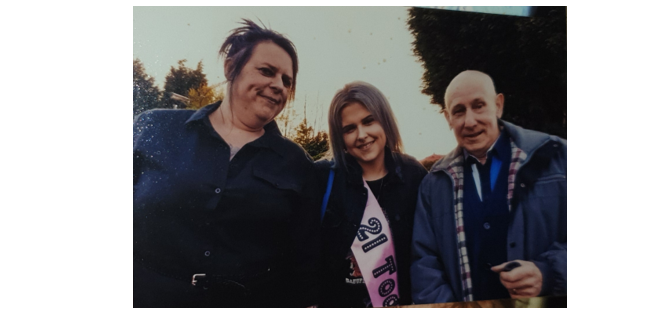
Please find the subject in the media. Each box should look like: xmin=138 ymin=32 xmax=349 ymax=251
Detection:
xmin=502 ymin=261 xmax=521 ymax=272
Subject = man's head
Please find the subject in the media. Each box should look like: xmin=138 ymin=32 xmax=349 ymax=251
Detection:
xmin=443 ymin=70 xmax=504 ymax=161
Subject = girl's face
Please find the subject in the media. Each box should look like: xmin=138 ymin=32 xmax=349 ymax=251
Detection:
xmin=340 ymin=102 xmax=387 ymax=167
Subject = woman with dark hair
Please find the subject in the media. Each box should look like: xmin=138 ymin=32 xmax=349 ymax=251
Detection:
xmin=316 ymin=81 xmax=427 ymax=307
xmin=133 ymin=20 xmax=319 ymax=308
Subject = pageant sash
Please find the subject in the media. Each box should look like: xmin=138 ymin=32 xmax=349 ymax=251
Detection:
xmin=350 ymin=179 xmax=400 ymax=307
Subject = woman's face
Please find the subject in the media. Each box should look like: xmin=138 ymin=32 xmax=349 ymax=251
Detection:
xmin=340 ymin=102 xmax=387 ymax=167
xmin=229 ymin=41 xmax=294 ymax=127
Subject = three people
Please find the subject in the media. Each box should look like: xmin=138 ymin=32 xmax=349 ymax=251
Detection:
xmin=316 ymin=82 xmax=427 ymax=307
xmin=411 ymin=70 xmax=567 ymax=303
xmin=133 ymin=20 xmax=319 ymax=308
xmin=133 ymin=19 xmax=567 ymax=307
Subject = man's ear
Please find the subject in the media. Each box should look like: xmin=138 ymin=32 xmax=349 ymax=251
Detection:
xmin=495 ymin=93 xmax=505 ymax=118
xmin=443 ymin=108 xmax=452 ymax=130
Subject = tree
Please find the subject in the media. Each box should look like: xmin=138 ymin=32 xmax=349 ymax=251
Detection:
xmin=161 ymin=59 xmax=207 ymax=109
xmin=275 ymin=102 xmax=297 ymax=139
xmin=133 ymin=59 xmax=161 ymax=117
xmin=187 ymin=82 xmax=225 ymax=110
xmin=407 ymin=7 xmax=567 ymax=138
xmin=291 ymin=118 xmax=329 ymax=161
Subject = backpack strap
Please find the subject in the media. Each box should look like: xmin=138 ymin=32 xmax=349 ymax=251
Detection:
xmin=320 ymin=169 xmax=335 ymax=221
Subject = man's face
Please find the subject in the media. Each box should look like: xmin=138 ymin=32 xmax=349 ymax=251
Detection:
xmin=229 ymin=41 xmax=293 ymax=127
xmin=444 ymin=71 xmax=504 ymax=160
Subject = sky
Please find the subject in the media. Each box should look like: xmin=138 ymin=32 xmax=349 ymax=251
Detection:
xmin=133 ymin=6 xmax=462 ymax=160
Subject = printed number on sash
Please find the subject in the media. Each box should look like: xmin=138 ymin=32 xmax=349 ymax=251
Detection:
xmin=362 ymin=234 xmax=388 ymax=253
xmin=356 ymin=217 xmax=382 ymax=241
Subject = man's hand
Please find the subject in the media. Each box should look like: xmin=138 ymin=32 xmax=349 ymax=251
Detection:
xmin=491 ymin=260 xmax=542 ymax=298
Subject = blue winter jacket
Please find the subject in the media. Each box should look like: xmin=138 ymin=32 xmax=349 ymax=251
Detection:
xmin=411 ymin=120 xmax=567 ymax=303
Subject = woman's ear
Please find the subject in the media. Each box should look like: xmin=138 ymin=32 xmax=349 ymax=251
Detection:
xmin=224 ymin=59 xmax=233 ymax=81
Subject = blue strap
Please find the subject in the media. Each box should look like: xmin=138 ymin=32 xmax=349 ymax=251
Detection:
xmin=490 ymin=156 xmax=502 ymax=190
xmin=320 ymin=169 xmax=335 ymax=220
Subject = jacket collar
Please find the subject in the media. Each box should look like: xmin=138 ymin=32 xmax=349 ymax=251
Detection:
xmin=432 ymin=120 xmax=551 ymax=173
xmin=185 ymin=101 xmax=288 ymax=157
xmin=342 ymin=146 xmax=405 ymax=186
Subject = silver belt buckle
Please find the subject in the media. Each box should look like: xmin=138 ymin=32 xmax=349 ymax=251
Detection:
xmin=192 ymin=273 xmax=206 ymax=286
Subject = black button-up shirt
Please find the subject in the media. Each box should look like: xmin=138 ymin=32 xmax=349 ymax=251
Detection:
xmin=133 ymin=102 xmax=320 ymax=307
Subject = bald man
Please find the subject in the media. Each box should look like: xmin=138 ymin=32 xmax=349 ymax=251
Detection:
xmin=410 ymin=71 xmax=566 ymax=303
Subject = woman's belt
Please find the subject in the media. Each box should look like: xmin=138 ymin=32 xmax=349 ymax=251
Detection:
xmin=135 ymin=254 xmax=285 ymax=294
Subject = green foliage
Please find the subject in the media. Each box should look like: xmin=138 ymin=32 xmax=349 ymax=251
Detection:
xmin=133 ymin=59 xmax=161 ymax=117
xmin=161 ymin=59 xmax=208 ymax=109
xmin=291 ymin=119 xmax=329 ymax=161
xmin=407 ymin=7 xmax=567 ymax=138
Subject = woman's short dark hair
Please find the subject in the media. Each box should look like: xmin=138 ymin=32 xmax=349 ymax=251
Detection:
xmin=328 ymin=81 xmax=404 ymax=169
xmin=219 ymin=19 xmax=298 ymax=102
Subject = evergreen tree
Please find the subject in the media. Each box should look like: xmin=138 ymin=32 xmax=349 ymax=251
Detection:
xmin=161 ymin=59 xmax=207 ymax=109
xmin=133 ymin=59 xmax=161 ymax=117
xmin=407 ymin=7 xmax=567 ymax=138
xmin=292 ymin=118 xmax=329 ymax=161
